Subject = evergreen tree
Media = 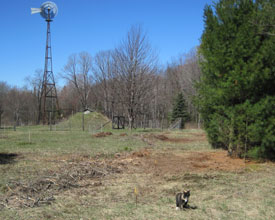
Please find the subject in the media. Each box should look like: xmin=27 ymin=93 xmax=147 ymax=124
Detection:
xmin=196 ymin=0 xmax=275 ymax=159
xmin=171 ymin=93 xmax=189 ymax=128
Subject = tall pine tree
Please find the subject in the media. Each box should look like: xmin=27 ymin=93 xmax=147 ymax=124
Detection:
xmin=196 ymin=0 xmax=275 ymax=159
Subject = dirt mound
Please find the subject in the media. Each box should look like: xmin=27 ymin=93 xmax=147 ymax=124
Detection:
xmin=145 ymin=133 xmax=206 ymax=143
xmin=57 ymin=111 xmax=111 ymax=131
xmin=93 ymin=132 xmax=113 ymax=138
xmin=189 ymin=132 xmax=206 ymax=137
xmin=154 ymin=134 xmax=169 ymax=141
xmin=166 ymin=138 xmax=193 ymax=143
xmin=119 ymin=133 xmax=128 ymax=136
xmin=132 ymin=149 xmax=151 ymax=158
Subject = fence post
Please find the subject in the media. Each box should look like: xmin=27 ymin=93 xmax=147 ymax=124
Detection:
xmin=28 ymin=129 xmax=31 ymax=143
xmin=13 ymin=112 xmax=16 ymax=131
xmin=50 ymin=112 xmax=52 ymax=131
xmin=82 ymin=112 xmax=85 ymax=131
xmin=0 ymin=110 xmax=3 ymax=129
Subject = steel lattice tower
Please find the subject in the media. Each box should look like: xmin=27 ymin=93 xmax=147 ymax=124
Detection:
xmin=40 ymin=9 xmax=59 ymax=125
xmin=31 ymin=2 xmax=59 ymax=125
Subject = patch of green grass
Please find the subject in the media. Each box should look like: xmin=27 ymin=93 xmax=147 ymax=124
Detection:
xmin=17 ymin=141 xmax=35 ymax=146
xmin=245 ymin=163 xmax=263 ymax=172
xmin=0 ymin=129 xmax=144 ymax=156
xmin=122 ymin=146 xmax=133 ymax=152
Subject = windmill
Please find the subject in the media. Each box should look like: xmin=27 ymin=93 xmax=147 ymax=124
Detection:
xmin=31 ymin=1 xmax=59 ymax=126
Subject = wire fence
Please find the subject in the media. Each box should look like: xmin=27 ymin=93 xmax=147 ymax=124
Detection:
xmin=0 ymin=109 xmax=199 ymax=134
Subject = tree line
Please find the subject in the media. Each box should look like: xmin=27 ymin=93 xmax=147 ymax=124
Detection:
xmin=0 ymin=25 xmax=200 ymax=129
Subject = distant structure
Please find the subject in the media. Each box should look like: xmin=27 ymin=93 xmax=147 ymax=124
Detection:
xmin=31 ymin=1 xmax=59 ymax=125
xmin=112 ymin=116 xmax=125 ymax=129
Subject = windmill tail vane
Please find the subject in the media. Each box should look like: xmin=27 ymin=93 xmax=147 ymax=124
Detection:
xmin=31 ymin=8 xmax=41 ymax=15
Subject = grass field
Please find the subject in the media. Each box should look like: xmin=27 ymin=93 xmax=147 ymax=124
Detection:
xmin=0 ymin=126 xmax=274 ymax=220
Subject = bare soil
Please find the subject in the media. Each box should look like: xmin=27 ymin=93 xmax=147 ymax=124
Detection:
xmin=115 ymin=148 xmax=248 ymax=177
xmin=92 ymin=131 xmax=113 ymax=138
xmin=146 ymin=133 xmax=207 ymax=143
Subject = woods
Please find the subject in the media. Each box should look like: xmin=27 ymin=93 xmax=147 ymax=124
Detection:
xmin=0 ymin=25 xmax=201 ymax=130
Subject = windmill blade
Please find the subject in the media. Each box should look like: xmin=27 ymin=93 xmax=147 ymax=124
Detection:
xmin=31 ymin=8 xmax=41 ymax=15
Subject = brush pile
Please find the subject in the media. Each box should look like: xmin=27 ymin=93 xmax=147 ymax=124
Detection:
xmin=0 ymin=160 xmax=120 ymax=209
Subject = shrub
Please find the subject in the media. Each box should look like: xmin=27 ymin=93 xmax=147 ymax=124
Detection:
xmin=196 ymin=0 xmax=275 ymax=159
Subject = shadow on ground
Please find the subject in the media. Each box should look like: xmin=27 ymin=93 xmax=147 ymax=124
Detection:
xmin=0 ymin=153 xmax=18 ymax=164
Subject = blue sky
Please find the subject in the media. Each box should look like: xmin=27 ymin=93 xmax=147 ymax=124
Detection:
xmin=1 ymin=0 xmax=213 ymax=87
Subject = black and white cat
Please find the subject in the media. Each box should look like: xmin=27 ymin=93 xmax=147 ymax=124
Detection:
xmin=176 ymin=190 xmax=190 ymax=210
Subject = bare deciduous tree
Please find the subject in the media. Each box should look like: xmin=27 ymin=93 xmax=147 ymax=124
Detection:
xmin=93 ymin=50 xmax=114 ymax=117
xmin=165 ymin=47 xmax=201 ymax=126
xmin=0 ymin=82 xmax=10 ymax=127
xmin=25 ymin=69 xmax=44 ymax=124
xmin=62 ymin=52 xmax=93 ymax=110
xmin=112 ymin=25 xmax=158 ymax=129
